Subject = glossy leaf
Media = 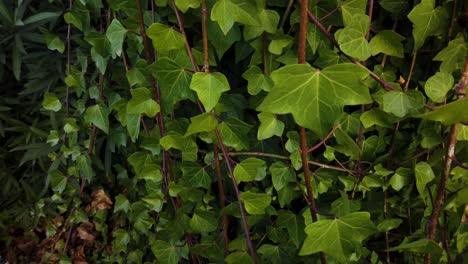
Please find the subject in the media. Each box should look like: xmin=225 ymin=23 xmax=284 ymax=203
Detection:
xmin=106 ymin=19 xmax=127 ymax=58
xmin=369 ymin=30 xmax=405 ymax=58
xmin=335 ymin=14 xmax=371 ymax=61
xmin=42 ymin=92 xmax=62 ymax=112
xmin=127 ymin=88 xmax=160 ymax=118
xmin=234 ymin=157 xmax=267 ymax=183
xmin=239 ymin=191 xmax=272 ymax=215
xmin=185 ymin=113 xmax=218 ymax=136
xmin=383 ymin=90 xmax=425 ymax=117
xmin=190 ymin=72 xmax=230 ymax=111
xmin=257 ymin=112 xmax=284 ymax=140
xmin=424 ymin=72 xmax=454 ymax=103
xmin=258 ymin=63 xmax=371 ymax=138
xmin=433 ymin=36 xmax=467 ymax=74
xmin=147 ymin=23 xmax=185 ymax=53
xmin=299 ymin=212 xmax=376 ymax=263
xmin=242 ymin=66 xmax=273 ymax=95
xmin=414 ymin=162 xmax=435 ymax=201
xmin=407 ymin=0 xmax=448 ymax=52
xmin=211 ymin=0 xmax=259 ymax=35
xmin=84 ymin=104 xmax=109 ymax=134
xmin=418 ymin=98 xmax=468 ymax=125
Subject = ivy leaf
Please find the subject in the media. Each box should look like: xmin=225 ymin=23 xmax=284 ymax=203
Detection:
xmin=211 ymin=0 xmax=259 ymax=35
xmin=175 ymin=0 xmax=201 ymax=13
xmin=127 ymin=88 xmax=160 ymax=118
xmin=382 ymin=90 xmax=425 ymax=117
xmin=458 ymin=124 xmax=468 ymax=141
xmin=388 ymin=238 xmax=443 ymax=254
xmin=414 ymin=162 xmax=435 ymax=201
xmin=151 ymin=240 xmax=186 ymax=264
xmin=208 ymin=21 xmax=241 ymax=59
xmin=369 ymin=30 xmax=405 ymax=58
xmin=424 ymin=72 xmax=454 ymax=103
xmin=257 ymin=112 xmax=284 ymax=140
xmin=244 ymin=9 xmax=279 ymax=40
xmin=185 ymin=113 xmax=218 ymax=136
xmin=433 ymin=36 xmax=467 ymax=74
xmin=268 ymin=34 xmax=294 ymax=55
xmin=190 ymin=72 xmax=230 ymax=111
xmin=377 ymin=218 xmax=403 ymax=232
xmin=85 ymin=31 xmax=110 ymax=57
xmin=240 ymin=191 xmax=271 ymax=215
xmin=270 ymin=162 xmax=296 ymax=191
xmin=42 ymin=92 xmax=62 ymax=112
xmin=147 ymin=23 xmax=185 ymax=53
xmin=234 ymin=157 xmax=267 ymax=184
xmin=150 ymin=57 xmax=195 ymax=114
xmin=126 ymin=114 xmax=141 ymax=142
xmin=182 ymin=165 xmax=211 ymax=190
xmin=340 ymin=0 xmax=367 ymax=26
xmin=257 ymin=63 xmax=371 ymax=138
xmin=335 ymin=14 xmax=371 ymax=61
xmin=49 ymin=170 xmax=67 ymax=194
xmin=160 ymin=132 xmax=198 ymax=161
xmin=418 ymin=98 xmax=468 ymax=125
xmin=40 ymin=28 xmax=64 ymax=53
xmin=85 ymin=104 xmax=109 ymax=134
xmin=407 ymin=0 xmax=448 ymax=52
xmin=106 ymin=19 xmax=127 ymax=58
xmin=360 ymin=109 xmax=399 ymax=128
xmin=277 ymin=210 xmax=305 ymax=248
xmin=299 ymin=212 xmax=376 ymax=263
xmin=242 ymin=65 xmax=273 ymax=95
xmin=190 ymin=210 xmax=217 ymax=233
xmin=114 ymin=194 xmax=130 ymax=213
xmin=217 ymin=118 xmax=252 ymax=151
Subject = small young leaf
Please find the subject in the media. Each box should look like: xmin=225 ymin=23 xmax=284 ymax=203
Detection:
xmin=190 ymin=72 xmax=230 ymax=111
xmin=257 ymin=112 xmax=284 ymax=140
xmin=270 ymin=162 xmax=296 ymax=191
xmin=42 ymin=92 xmax=62 ymax=112
xmin=234 ymin=157 xmax=267 ymax=183
xmin=211 ymin=0 xmax=259 ymax=35
xmin=433 ymin=36 xmax=467 ymax=73
xmin=175 ymin=0 xmax=201 ymax=13
xmin=106 ymin=18 xmax=127 ymax=58
xmin=127 ymin=88 xmax=160 ymax=117
xmin=85 ymin=104 xmax=109 ymax=134
xmin=369 ymin=30 xmax=405 ymax=58
xmin=185 ymin=113 xmax=218 ymax=136
xmin=383 ymin=90 xmax=425 ymax=117
xmin=414 ymin=162 xmax=435 ymax=201
xmin=242 ymin=65 xmax=273 ymax=95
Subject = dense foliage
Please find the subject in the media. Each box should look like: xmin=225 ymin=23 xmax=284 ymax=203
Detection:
xmin=1 ymin=0 xmax=468 ymax=263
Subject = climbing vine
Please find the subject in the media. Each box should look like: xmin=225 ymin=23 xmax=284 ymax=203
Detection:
xmin=2 ymin=0 xmax=468 ymax=263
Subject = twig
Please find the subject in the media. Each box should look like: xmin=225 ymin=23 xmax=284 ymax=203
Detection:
xmin=299 ymin=1 xmax=326 ymax=263
xmin=307 ymin=124 xmax=339 ymax=153
xmin=425 ymin=53 xmax=468 ymax=263
xmin=214 ymin=144 xmax=229 ymax=256
xmin=65 ymin=0 xmax=74 ymax=117
xmin=279 ymin=0 xmax=295 ymax=29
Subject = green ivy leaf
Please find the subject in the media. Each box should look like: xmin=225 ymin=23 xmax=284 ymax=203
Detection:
xmin=382 ymin=90 xmax=425 ymax=118
xmin=160 ymin=132 xmax=198 ymax=161
xmin=181 ymin=163 xmax=212 ymax=190
xmin=360 ymin=109 xmax=399 ymax=128
xmin=299 ymin=212 xmax=376 ymax=263
xmin=40 ymin=28 xmax=65 ymax=53
xmin=257 ymin=63 xmax=371 ymax=138
xmin=49 ymin=170 xmax=67 ymax=194
xmin=335 ymin=14 xmax=371 ymax=61
xmin=217 ymin=118 xmax=252 ymax=151
xmin=190 ymin=72 xmax=230 ymax=111
xmin=208 ymin=21 xmax=241 ymax=59
xmin=147 ymin=23 xmax=185 ymax=53
xmin=84 ymin=104 xmax=109 ymax=134
xmin=85 ymin=31 xmax=110 ymax=57
xmin=234 ymin=157 xmax=267 ymax=184
xmin=277 ymin=210 xmax=305 ymax=248
xmin=257 ymin=112 xmax=284 ymax=140
xmin=185 ymin=113 xmax=218 ymax=136
xmin=418 ymin=98 xmax=468 ymax=125
xmin=127 ymin=88 xmax=160 ymax=117
xmin=414 ymin=162 xmax=435 ymax=201
xmin=150 ymin=57 xmax=194 ymax=114
xmin=268 ymin=34 xmax=293 ymax=55
xmin=424 ymin=72 xmax=454 ymax=103
xmin=106 ymin=18 xmax=127 ymax=58
xmin=369 ymin=30 xmax=405 ymax=58
xmin=340 ymin=0 xmax=367 ymax=26
xmin=388 ymin=238 xmax=443 ymax=254
xmin=242 ymin=66 xmax=273 ymax=95
xmin=244 ymin=9 xmax=279 ymax=40
xmin=114 ymin=194 xmax=130 ymax=213
xmin=407 ymin=0 xmax=448 ymax=52
xmin=433 ymin=36 xmax=467 ymax=74
xmin=175 ymin=0 xmax=201 ymax=13
xmin=42 ymin=92 xmax=62 ymax=112
xmin=211 ymin=0 xmax=259 ymax=35
xmin=377 ymin=218 xmax=403 ymax=232
xmin=270 ymin=162 xmax=295 ymax=191
xmin=240 ymin=191 xmax=272 ymax=215
xmin=190 ymin=210 xmax=217 ymax=233
xmin=151 ymin=240 xmax=185 ymax=264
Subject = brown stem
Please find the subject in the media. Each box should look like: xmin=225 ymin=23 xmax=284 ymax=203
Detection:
xmin=448 ymin=0 xmax=458 ymax=40
xmin=307 ymin=124 xmax=339 ymax=153
xmin=319 ymin=7 xmax=338 ymax=22
xmin=365 ymin=0 xmax=374 ymax=40
xmin=425 ymin=53 xmax=468 ymax=263
xmin=279 ymin=0 xmax=295 ymax=29
xmin=172 ymin=2 xmax=256 ymax=262
xmin=228 ymin=152 xmax=352 ymax=173
xmin=201 ymin=0 xmax=209 ymax=72
xmin=404 ymin=53 xmax=417 ymax=92
xmin=299 ymin=1 xmax=326 ymax=263
xmin=214 ymin=145 xmax=229 ymax=256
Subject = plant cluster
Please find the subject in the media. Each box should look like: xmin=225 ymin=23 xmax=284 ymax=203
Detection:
xmin=1 ymin=0 xmax=468 ymax=263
